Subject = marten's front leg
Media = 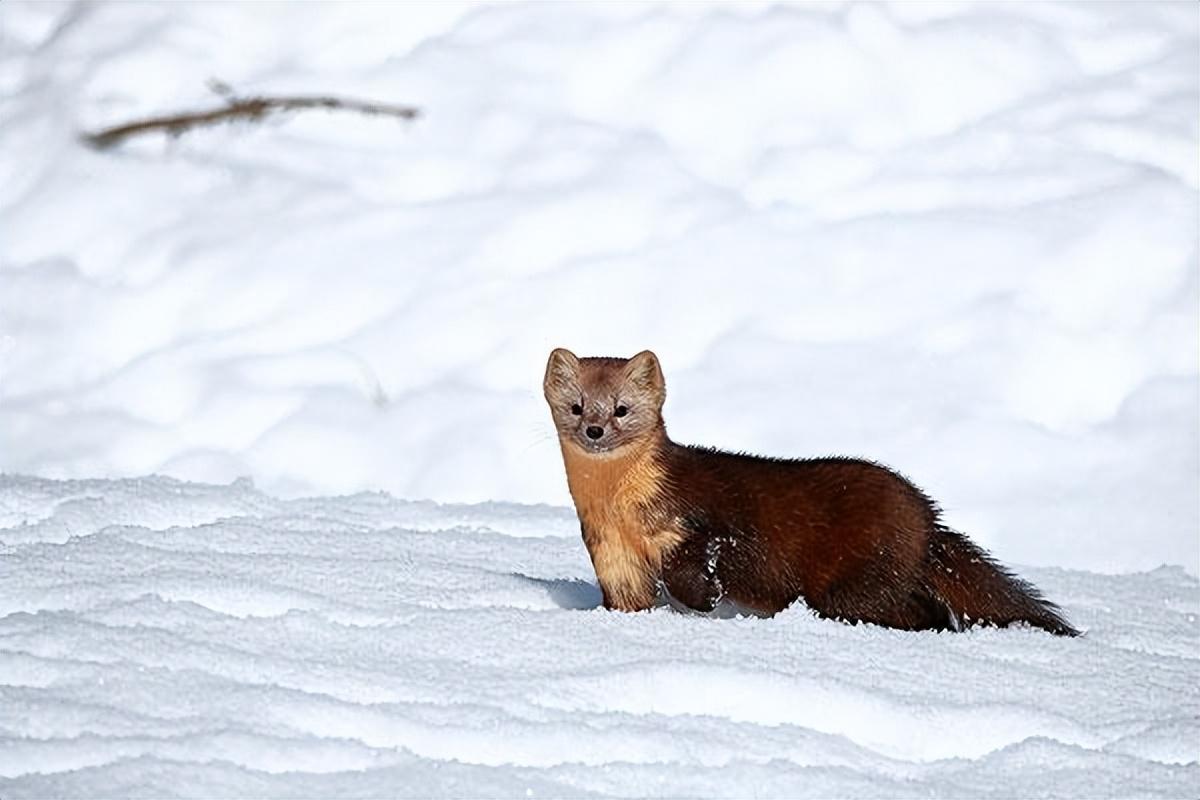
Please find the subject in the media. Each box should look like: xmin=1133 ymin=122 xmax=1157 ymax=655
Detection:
xmin=660 ymin=534 xmax=723 ymax=613
xmin=580 ymin=523 xmax=657 ymax=611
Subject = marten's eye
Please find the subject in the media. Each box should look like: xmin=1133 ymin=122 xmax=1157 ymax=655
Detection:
xmin=570 ymin=403 xmax=583 ymax=416
xmin=614 ymin=405 xmax=628 ymax=417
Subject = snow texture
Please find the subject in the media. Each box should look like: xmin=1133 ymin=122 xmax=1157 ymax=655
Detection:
xmin=0 ymin=1 xmax=1196 ymax=576
xmin=0 ymin=475 xmax=1197 ymax=798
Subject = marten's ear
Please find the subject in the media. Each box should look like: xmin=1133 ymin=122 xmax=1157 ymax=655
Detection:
xmin=624 ymin=350 xmax=665 ymax=407
xmin=544 ymin=348 xmax=580 ymax=401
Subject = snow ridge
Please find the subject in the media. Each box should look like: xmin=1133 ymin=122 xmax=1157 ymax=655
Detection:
xmin=1 ymin=476 xmax=1196 ymax=797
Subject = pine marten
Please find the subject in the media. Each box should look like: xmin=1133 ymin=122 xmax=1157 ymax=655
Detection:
xmin=543 ymin=348 xmax=1078 ymax=636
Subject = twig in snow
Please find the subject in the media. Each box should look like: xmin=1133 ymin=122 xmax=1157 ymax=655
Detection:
xmin=82 ymin=86 xmax=420 ymax=150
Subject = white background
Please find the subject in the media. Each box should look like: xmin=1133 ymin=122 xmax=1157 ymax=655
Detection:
xmin=2 ymin=1 xmax=1196 ymax=573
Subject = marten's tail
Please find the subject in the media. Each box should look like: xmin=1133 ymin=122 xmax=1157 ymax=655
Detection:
xmin=925 ymin=527 xmax=1078 ymax=636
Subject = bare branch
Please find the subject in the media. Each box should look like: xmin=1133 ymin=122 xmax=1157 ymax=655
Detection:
xmin=82 ymin=93 xmax=421 ymax=150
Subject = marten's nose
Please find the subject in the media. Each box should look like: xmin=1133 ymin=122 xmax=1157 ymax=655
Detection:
xmin=585 ymin=426 xmax=604 ymax=440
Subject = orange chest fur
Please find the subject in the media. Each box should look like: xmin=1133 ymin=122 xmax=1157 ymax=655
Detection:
xmin=560 ymin=444 xmax=683 ymax=597
xmin=563 ymin=444 xmax=660 ymax=530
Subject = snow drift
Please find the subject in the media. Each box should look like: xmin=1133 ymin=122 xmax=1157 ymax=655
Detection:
xmin=0 ymin=1 xmax=1196 ymax=575
xmin=0 ymin=475 xmax=1197 ymax=797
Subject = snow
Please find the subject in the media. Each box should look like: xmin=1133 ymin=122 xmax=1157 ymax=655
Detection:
xmin=0 ymin=1 xmax=1195 ymax=576
xmin=0 ymin=475 xmax=1197 ymax=798
xmin=1 ymin=0 xmax=1198 ymax=795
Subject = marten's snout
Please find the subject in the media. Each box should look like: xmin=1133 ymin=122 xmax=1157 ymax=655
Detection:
xmin=585 ymin=425 xmax=604 ymax=440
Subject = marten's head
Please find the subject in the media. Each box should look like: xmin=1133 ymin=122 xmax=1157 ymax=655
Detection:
xmin=544 ymin=348 xmax=666 ymax=455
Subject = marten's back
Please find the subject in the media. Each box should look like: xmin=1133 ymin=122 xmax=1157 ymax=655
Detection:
xmin=657 ymin=443 xmax=942 ymax=619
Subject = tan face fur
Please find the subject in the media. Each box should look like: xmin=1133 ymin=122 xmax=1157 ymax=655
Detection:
xmin=543 ymin=348 xmax=666 ymax=455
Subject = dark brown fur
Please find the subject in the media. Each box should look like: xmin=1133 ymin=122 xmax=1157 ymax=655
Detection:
xmin=544 ymin=348 xmax=1078 ymax=636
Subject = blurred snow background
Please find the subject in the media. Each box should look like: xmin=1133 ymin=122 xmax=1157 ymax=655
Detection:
xmin=1 ymin=1 xmax=1198 ymax=796
xmin=1 ymin=1 xmax=1196 ymax=573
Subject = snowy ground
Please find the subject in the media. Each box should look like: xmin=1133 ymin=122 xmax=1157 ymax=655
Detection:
xmin=1 ymin=1 xmax=1198 ymax=796
xmin=0 ymin=475 xmax=1197 ymax=798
